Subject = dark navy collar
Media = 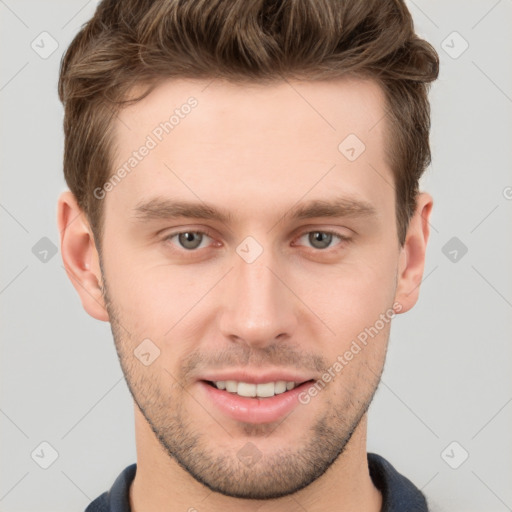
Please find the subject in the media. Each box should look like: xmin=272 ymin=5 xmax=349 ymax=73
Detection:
xmin=85 ymin=463 xmax=135 ymax=512
xmin=368 ymin=453 xmax=428 ymax=511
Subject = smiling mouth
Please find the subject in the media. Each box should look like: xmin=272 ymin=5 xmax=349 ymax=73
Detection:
xmin=204 ymin=379 xmax=314 ymax=398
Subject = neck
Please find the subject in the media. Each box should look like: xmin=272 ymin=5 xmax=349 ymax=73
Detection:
xmin=130 ymin=406 xmax=381 ymax=512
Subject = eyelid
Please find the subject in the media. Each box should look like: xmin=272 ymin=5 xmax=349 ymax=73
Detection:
xmin=293 ymin=229 xmax=351 ymax=250
xmin=162 ymin=228 xmax=217 ymax=250
xmin=161 ymin=227 xmax=351 ymax=252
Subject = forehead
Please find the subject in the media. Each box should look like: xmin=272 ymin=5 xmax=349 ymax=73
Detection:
xmin=106 ymin=77 xmax=392 ymax=222
xmin=118 ymin=76 xmax=387 ymax=143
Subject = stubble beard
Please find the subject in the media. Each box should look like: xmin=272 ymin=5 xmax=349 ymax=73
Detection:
xmin=101 ymin=276 xmax=383 ymax=500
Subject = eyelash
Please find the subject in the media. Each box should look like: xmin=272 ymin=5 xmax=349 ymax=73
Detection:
xmin=162 ymin=229 xmax=351 ymax=253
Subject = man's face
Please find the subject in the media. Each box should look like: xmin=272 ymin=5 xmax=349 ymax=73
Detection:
xmin=100 ymin=77 xmax=402 ymax=498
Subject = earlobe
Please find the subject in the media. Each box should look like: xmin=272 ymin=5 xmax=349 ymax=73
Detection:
xmin=57 ymin=191 xmax=109 ymax=322
xmin=394 ymin=192 xmax=433 ymax=314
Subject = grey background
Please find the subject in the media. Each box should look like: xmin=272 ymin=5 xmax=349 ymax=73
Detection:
xmin=1 ymin=1 xmax=511 ymax=510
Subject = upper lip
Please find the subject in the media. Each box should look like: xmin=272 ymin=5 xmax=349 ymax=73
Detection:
xmin=198 ymin=370 xmax=315 ymax=385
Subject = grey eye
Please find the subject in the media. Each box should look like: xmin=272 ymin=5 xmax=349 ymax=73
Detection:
xmin=308 ymin=231 xmax=333 ymax=249
xmin=178 ymin=232 xmax=204 ymax=250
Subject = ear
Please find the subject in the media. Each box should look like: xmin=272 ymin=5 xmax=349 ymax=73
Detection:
xmin=394 ymin=192 xmax=433 ymax=314
xmin=57 ymin=190 xmax=109 ymax=322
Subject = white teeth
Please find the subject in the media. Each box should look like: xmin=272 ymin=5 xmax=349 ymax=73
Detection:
xmin=274 ymin=381 xmax=287 ymax=394
xmin=213 ymin=380 xmax=298 ymax=397
xmin=256 ymin=382 xmax=275 ymax=397
xmin=237 ymin=382 xmax=257 ymax=397
xmin=225 ymin=380 xmax=238 ymax=393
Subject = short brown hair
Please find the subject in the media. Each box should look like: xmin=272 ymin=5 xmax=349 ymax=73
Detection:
xmin=58 ymin=0 xmax=439 ymax=248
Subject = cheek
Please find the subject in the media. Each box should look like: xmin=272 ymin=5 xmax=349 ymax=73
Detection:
xmin=103 ymin=247 xmax=225 ymax=345
xmin=298 ymin=265 xmax=397 ymax=381
xmin=302 ymin=256 xmax=397 ymax=339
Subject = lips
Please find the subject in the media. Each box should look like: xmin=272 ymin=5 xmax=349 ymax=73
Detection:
xmin=197 ymin=371 xmax=316 ymax=424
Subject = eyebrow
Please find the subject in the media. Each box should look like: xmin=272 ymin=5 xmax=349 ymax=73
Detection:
xmin=132 ymin=198 xmax=233 ymax=224
xmin=131 ymin=196 xmax=377 ymax=224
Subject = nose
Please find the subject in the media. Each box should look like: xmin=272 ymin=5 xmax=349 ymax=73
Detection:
xmin=218 ymin=246 xmax=298 ymax=349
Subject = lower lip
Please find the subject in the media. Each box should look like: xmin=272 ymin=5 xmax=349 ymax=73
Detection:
xmin=199 ymin=381 xmax=314 ymax=424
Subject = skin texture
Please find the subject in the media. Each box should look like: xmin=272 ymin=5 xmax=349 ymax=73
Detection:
xmin=58 ymin=77 xmax=432 ymax=512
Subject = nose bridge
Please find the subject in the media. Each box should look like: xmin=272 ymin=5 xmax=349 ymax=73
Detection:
xmin=219 ymin=242 xmax=297 ymax=346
